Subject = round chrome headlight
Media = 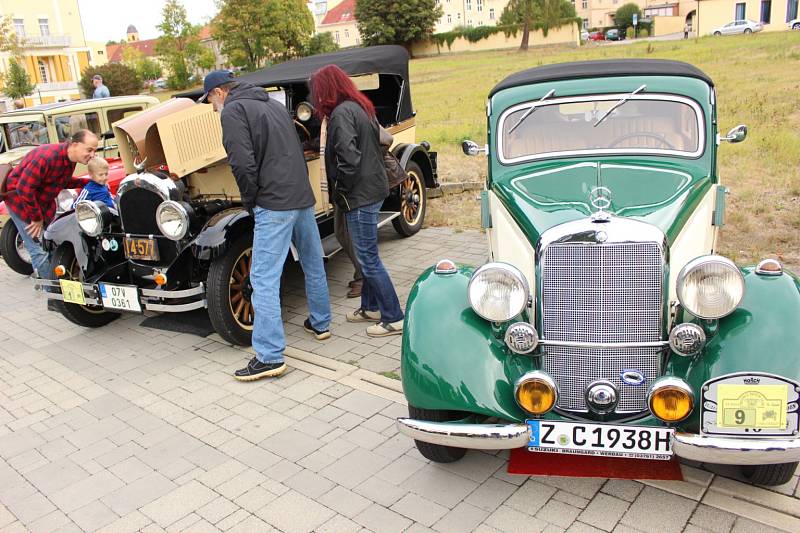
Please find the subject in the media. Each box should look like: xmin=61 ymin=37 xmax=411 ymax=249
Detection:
xmin=468 ymin=263 xmax=529 ymax=322
xmin=676 ymin=255 xmax=745 ymax=319
xmin=56 ymin=189 xmax=78 ymax=213
xmin=296 ymin=101 xmax=314 ymax=122
xmin=156 ymin=201 xmax=189 ymax=240
xmin=75 ymin=200 xmax=105 ymax=237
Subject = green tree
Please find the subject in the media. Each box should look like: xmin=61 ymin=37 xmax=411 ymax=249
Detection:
xmin=614 ymin=3 xmax=642 ymax=30
xmin=501 ymin=0 xmax=580 ymax=50
xmin=303 ymin=32 xmax=339 ymax=56
xmin=155 ymin=0 xmax=208 ymax=89
xmin=79 ymin=63 xmax=142 ymax=97
xmin=355 ymin=0 xmax=442 ymax=49
xmin=3 ymin=59 xmax=35 ymax=100
xmin=213 ymin=0 xmax=314 ymax=71
xmin=0 ymin=15 xmax=21 ymax=55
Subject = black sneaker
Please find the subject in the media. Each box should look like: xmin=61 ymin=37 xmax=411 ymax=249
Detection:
xmin=234 ymin=357 xmax=287 ymax=382
xmin=303 ymin=318 xmax=331 ymax=340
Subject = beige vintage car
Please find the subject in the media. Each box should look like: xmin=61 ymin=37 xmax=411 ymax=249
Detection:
xmin=37 ymin=46 xmax=439 ymax=347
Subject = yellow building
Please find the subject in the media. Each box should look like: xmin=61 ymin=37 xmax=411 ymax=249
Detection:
xmin=694 ymin=0 xmax=798 ymax=35
xmin=0 ymin=0 xmax=98 ymax=109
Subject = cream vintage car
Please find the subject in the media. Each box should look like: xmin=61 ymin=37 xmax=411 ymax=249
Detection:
xmin=37 ymin=46 xmax=439 ymax=345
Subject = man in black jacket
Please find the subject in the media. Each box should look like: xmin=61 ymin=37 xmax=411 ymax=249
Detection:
xmin=202 ymin=70 xmax=332 ymax=381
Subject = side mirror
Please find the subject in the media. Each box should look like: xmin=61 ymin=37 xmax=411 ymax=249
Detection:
xmin=462 ymin=140 xmax=487 ymax=156
xmin=720 ymin=124 xmax=747 ymax=143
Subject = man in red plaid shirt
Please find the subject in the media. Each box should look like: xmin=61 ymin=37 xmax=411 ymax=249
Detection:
xmin=4 ymin=130 xmax=98 ymax=276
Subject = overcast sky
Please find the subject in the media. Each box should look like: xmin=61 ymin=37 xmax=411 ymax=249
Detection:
xmin=77 ymin=0 xmax=219 ymax=43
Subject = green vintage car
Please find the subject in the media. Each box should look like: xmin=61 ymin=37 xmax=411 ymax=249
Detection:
xmin=397 ymin=59 xmax=800 ymax=486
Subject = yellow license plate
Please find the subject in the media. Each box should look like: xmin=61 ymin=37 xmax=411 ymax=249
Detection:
xmin=59 ymin=279 xmax=86 ymax=305
xmin=124 ymin=237 xmax=159 ymax=261
xmin=717 ymin=384 xmax=788 ymax=429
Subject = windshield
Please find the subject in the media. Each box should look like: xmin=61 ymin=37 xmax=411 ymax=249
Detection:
xmin=1 ymin=119 xmax=48 ymax=149
xmin=499 ymin=94 xmax=703 ymax=163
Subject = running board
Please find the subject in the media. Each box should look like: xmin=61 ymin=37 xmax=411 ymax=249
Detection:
xmin=319 ymin=211 xmax=401 ymax=260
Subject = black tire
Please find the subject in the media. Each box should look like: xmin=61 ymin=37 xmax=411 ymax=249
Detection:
xmin=392 ymin=161 xmax=427 ymax=237
xmin=0 ymin=222 xmax=33 ymax=275
xmin=408 ymin=405 xmax=468 ymax=463
xmin=793 ymin=24 xmax=800 ymax=31
xmin=207 ymin=233 xmax=254 ymax=346
xmin=741 ymin=462 xmax=798 ymax=486
xmin=714 ymin=31 xmax=722 ymax=36
xmin=744 ymin=28 xmax=753 ymax=34
xmin=49 ymin=243 xmax=120 ymax=327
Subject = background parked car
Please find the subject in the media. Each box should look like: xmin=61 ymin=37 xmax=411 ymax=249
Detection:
xmin=605 ymin=28 xmax=624 ymax=40
xmin=580 ymin=29 xmax=590 ymax=41
xmin=588 ymin=31 xmax=605 ymax=41
xmin=788 ymin=18 xmax=800 ymax=30
xmin=711 ymin=19 xmax=763 ymax=35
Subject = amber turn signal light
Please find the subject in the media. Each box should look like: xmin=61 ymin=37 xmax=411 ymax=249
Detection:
xmin=515 ymin=372 xmax=557 ymax=415
xmin=154 ymin=273 xmax=168 ymax=286
xmin=53 ymin=265 xmax=66 ymax=277
xmin=648 ymin=378 xmax=694 ymax=423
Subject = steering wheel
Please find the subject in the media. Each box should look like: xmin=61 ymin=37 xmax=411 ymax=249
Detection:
xmin=294 ymin=119 xmax=311 ymax=142
xmin=608 ymin=133 xmax=676 ymax=150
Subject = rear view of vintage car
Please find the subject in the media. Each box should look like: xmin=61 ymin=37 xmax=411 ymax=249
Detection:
xmin=36 ymin=46 xmax=438 ymax=343
xmin=397 ymin=59 xmax=800 ymax=485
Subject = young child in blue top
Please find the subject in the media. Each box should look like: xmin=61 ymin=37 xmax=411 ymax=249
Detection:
xmin=73 ymin=157 xmax=115 ymax=210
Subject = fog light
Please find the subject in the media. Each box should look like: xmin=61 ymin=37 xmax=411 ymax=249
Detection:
xmin=515 ymin=371 xmax=557 ymax=415
xmin=755 ymin=258 xmax=782 ymax=276
xmin=154 ymin=273 xmax=168 ymax=286
xmin=53 ymin=265 xmax=66 ymax=277
xmin=504 ymin=322 xmax=539 ymax=354
xmin=669 ymin=323 xmax=706 ymax=357
xmin=648 ymin=377 xmax=694 ymax=423
xmin=434 ymin=259 xmax=457 ymax=275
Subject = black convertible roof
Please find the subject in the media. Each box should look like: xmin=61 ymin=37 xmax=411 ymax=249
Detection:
xmin=490 ymin=59 xmax=714 ymax=97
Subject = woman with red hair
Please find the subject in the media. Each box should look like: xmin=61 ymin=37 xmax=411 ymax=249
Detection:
xmin=310 ymin=64 xmax=404 ymax=337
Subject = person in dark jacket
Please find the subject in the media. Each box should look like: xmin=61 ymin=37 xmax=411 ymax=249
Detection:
xmin=201 ymin=70 xmax=332 ymax=381
xmin=310 ymin=65 xmax=404 ymax=337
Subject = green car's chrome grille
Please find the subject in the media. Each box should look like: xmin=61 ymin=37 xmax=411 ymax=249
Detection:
xmin=541 ymin=241 xmax=664 ymax=413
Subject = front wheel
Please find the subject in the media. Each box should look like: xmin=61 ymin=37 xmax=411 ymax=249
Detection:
xmin=408 ymin=405 xmax=467 ymax=463
xmin=793 ymin=23 xmax=800 ymax=30
xmin=714 ymin=31 xmax=722 ymax=36
xmin=741 ymin=462 xmax=798 ymax=486
xmin=207 ymin=233 xmax=254 ymax=346
xmin=0 ymin=222 xmax=33 ymax=275
xmin=744 ymin=28 xmax=753 ymax=34
xmin=49 ymin=243 xmax=120 ymax=327
xmin=392 ymin=161 xmax=427 ymax=237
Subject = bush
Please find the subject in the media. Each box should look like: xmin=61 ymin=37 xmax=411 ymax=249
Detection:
xmin=639 ymin=28 xmax=649 ymax=38
xmin=79 ymin=63 xmax=141 ymax=98
xmin=626 ymin=26 xmax=635 ymax=38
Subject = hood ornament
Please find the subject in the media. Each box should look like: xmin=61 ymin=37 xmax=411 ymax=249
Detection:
xmin=589 ymin=186 xmax=612 ymax=223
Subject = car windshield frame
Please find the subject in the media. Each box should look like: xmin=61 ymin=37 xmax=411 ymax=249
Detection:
xmin=0 ymin=114 xmax=49 ymax=150
xmin=496 ymin=92 xmax=705 ymax=165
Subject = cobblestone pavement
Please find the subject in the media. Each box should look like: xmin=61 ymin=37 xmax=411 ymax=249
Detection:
xmin=1 ymin=227 xmax=799 ymax=532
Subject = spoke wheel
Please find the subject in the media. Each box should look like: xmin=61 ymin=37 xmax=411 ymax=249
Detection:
xmin=207 ymin=233 xmax=255 ymax=346
xmin=392 ymin=161 xmax=427 ymax=237
xmin=0 ymin=222 xmax=33 ymax=275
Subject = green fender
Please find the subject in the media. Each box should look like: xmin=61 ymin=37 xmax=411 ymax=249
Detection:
xmin=401 ymin=265 xmax=535 ymax=421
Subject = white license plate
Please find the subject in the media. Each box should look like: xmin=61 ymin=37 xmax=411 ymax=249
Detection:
xmin=99 ymin=283 xmax=142 ymax=312
xmin=526 ymin=420 xmax=674 ymax=460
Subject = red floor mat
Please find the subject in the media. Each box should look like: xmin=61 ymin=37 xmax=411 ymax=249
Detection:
xmin=508 ymin=448 xmax=684 ymax=480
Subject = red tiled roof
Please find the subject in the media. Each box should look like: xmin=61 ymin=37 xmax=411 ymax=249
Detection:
xmin=107 ymin=38 xmax=158 ymax=62
xmin=198 ymin=25 xmax=212 ymax=40
xmin=321 ymin=0 xmax=356 ymax=26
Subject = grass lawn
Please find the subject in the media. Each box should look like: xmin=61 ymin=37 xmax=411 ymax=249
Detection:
xmin=416 ymin=32 xmax=800 ymax=268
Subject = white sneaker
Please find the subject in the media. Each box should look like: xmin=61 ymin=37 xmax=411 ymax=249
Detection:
xmin=346 ymin=308 xmax=381 ymax=323
xmin=366 ymin=320 xmax=403 ymax=337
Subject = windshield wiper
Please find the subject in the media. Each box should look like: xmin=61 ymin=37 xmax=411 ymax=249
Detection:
xmin=593 ymin=84 xmax=647 ymax=128
xmin=508 ymin=89 xmax=555 ymax=134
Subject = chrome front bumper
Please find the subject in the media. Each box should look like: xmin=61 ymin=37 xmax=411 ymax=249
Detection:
xmin=34 ymin=279 xmax=206 ymax=313
xmin=396 ymin=418 xmax=800 ymax=465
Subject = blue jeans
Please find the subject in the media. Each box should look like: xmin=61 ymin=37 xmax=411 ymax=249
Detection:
xmin=7 ymin=209 xmax=49 ymax=276
xmin=251 ymin=206 xmax=331 ymax=364
xmin=345 ymin=201 xmax=404 ymax=323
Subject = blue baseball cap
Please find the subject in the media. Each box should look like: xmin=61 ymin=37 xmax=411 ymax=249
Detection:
xmin=199 ymin=70 xmax=235 ymax=102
